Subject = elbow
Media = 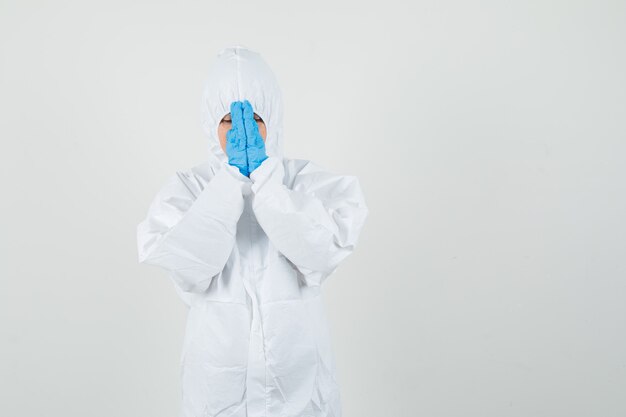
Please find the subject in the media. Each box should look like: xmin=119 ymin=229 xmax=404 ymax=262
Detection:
xmin=301 ymin=243 xmax=355 ymax=278
xmin=137 ymin=239 xmax=158 ymax=265
xmin=170 ymin=267 xmax=216 ymax=294
xmin=136 ymin=222 xmax=155 ymax=265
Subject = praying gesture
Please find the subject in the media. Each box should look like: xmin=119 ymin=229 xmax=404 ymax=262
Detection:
xmin=224 ymin=99 xmax=268 ymax=177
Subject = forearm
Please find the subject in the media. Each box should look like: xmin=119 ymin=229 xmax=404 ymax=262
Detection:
xmin=137 ymin=163 xmax=246 ymax=293
xmin=250 ymin=157 xmax=367 ymax=281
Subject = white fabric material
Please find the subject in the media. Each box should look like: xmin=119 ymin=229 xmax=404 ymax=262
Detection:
xmin=137 ymin=45 xmax=369 ymax=417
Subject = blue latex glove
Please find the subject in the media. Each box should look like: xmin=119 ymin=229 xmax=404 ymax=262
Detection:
xmin=226 ymin=101 xmax=249 ymax=177
xmin=242 ymin=99 xmax=268 ymax=175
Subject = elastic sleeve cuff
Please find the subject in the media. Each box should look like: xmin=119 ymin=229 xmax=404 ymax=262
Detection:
xmin=221 ymin=162 xmax=252 ymax=183
xmin=190 ymin=163 xmax=247 ymax=224
xmin=250 ymin=156 xmax=285 ymax=193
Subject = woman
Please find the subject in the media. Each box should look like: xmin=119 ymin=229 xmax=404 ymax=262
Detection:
xmin=137 ymin=45 xmax=368 ymax=417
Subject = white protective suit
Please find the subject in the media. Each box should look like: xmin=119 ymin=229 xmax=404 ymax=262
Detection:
xmin=137 ymin=45 xmax=368 ymax=417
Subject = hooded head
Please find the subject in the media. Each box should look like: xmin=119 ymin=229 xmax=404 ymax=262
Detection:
xmin=200 ymin=45 xmax=284 ymax=166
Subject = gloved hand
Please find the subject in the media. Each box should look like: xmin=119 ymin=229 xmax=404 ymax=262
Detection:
xmin=225 ymin=100 xmax=268 ymax=177
xmin=242 ymin=99 xmax=268 ymax=175
xmin=226 ymin=101 xmax=249 ymax=177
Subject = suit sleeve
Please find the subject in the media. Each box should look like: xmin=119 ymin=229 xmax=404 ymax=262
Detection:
xmin=250 ymin=156 xmax=369 ymax=286
xmin=137 ymin=163 xmax=246 ymax=293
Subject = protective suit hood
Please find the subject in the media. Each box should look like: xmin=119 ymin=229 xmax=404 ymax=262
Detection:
xmin=200 ymin=45 xmax=285 ymax=166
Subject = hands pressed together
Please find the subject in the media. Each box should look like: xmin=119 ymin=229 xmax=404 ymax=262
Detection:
xmin=226 ymin=100 xmax=268 ymax=177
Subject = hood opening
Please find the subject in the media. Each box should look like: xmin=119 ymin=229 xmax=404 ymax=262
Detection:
xmin=200 ymin=45 xmax=285 ymax=166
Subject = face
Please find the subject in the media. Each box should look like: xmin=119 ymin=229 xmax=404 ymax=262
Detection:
xmin=218 ymin=112 xmax=267 ymax=154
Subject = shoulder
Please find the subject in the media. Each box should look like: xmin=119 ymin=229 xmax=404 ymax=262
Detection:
xmin=158 ymin=161 xmax=216 ymax=200
xmin=281 ymin=157 xmax=364 ymax=199
xmin=143 ymin=162 xmax=213 ymax=211
xmin=282 ymin=157 xmax=354 ymax=180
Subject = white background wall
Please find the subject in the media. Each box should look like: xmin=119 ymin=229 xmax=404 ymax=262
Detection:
xmin=1 ymin=1 xmax=625 ymax=416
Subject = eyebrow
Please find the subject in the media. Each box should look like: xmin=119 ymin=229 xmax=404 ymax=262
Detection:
xmin=222 ymin=113 xmax=263 ymax=121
